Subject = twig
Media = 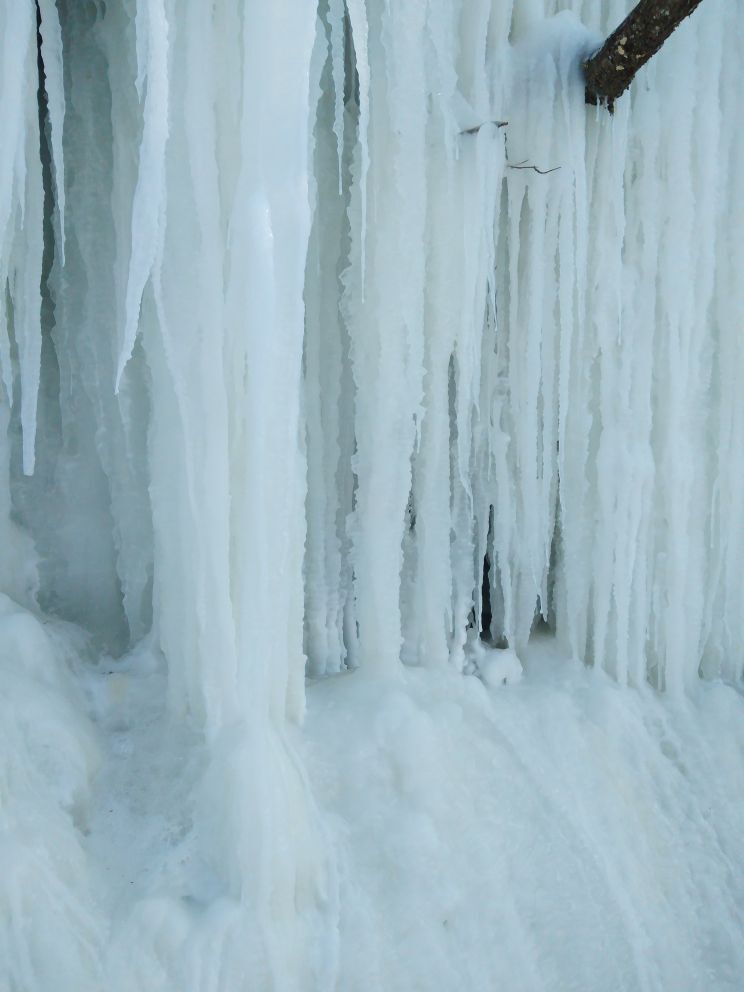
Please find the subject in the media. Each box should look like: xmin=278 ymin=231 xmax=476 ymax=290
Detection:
xmin=507 ymin=161 xmax=561 ymax=175
xmin=460 ymin=120 xmax=508 ymax=136
xmin=460 ymin=127 xmax=560 ymax=176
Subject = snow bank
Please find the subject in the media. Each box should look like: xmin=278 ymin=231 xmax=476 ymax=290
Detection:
xmin=0 ymin=597 xmax=101 ymax=992
xmin=306 ymin=639 xmax=744 ymax=991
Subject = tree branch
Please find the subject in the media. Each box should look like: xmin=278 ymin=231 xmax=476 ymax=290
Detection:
xmin=583 ymin=0 xmax=705 ymax=111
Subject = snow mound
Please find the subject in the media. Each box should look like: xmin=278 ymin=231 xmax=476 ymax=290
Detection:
xmin=305 ymin=641 xmax=744 ymax=991
xmin=466 ymin=632 xmax=524 ymax=687
xmin=0 ymin=596 xmax=102 ymax=992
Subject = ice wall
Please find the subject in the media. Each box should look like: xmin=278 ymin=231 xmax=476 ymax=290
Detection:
xmin=3 ymin=0 xmax=742 ymax=724
xmin=305 ymin=0 xmax=744 ymax=692
xmin=1 ymin=0 xmax=744 ymax=987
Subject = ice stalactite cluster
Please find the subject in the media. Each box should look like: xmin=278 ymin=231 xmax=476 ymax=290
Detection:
xmin=2 ymin=0 xmax=742 ymax=736
xmin=1 ymin=0 xmax=744 ymax=988
xmin=306 ymin=0 xmax=744 ymax=693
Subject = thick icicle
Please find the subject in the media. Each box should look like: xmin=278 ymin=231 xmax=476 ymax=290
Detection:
xmin=0 ymin=2 xmax=44 ymax=476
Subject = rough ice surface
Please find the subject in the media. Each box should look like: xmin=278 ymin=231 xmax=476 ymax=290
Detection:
xmin=1 ymin=0 xmax=744 ymax=990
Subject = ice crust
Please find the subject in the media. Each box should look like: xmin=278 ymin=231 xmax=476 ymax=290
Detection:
xmin=1 ymin=0 xmax=744 ymax=989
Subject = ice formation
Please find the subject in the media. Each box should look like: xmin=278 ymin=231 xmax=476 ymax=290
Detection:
xmin=1 ymin=0 xmax=744 ymax=989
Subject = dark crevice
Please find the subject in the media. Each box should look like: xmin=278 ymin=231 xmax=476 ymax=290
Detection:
xmin=480 ymin=551 xmax=492 ymax=640
xmin=36 ymin=0 xmax=59 ymax=352
xmin=480 ymin=505 xmax=494 ymax=642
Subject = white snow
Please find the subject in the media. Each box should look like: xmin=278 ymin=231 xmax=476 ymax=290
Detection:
xmin=0 ymin=0 xmax=743 ymax=989
xmin=0 ymin=597 xmax=102 ymax=991
xmin=466 ymin=630 xmax=524 ymax=687
xmin=305 ymin=638 xmax=744 ymax=991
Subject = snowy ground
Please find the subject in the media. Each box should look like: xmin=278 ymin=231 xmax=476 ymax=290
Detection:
xmin=305 ymin=638 xmax=744 ymax=991
xmin=10 ymin=608 xmax=741 ymax=992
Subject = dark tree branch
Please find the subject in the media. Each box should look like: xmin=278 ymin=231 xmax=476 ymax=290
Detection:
xmin=583 ymin=0 xmax=705 ymax=111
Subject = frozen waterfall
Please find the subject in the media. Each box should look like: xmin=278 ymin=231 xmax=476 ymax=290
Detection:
xmin=1 ymin=0 xmax=744 ymax=990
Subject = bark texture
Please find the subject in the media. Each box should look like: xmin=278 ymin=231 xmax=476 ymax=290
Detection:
xmin=583 ymin=0 xmax=705 ymax=110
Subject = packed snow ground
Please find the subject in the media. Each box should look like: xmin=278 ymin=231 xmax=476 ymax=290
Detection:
xmin=8 ymin=607 xmax=741 ymax=991
xmin=306 ymin=644 xmax=744 ymax=991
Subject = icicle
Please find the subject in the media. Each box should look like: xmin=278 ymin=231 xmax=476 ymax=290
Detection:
xmin=38 ymin=0 xmax=65 ymax=263
xmin=14 ymin=124 xmax=43 ymax=477
xmin=344 ymin=0 xmax=369 ymax=285
xmin=0 ymin=4 xmax=28 ymax=406
xmin=304 ymin=29 xmax=349 ymax=676
xmin=7 ymin=2 xmax=44 ymax=476
xmin=116 ymin=0 xmax=169 ymax=391
xmin=328 ymin=0 xmax=346 ymax=193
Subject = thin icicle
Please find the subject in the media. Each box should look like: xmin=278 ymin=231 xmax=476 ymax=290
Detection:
xmin=38 ymin=0 xmax=66 ymax=263
xmin=344 ymin=0 xmax=369 ymax=286
xmin=116 ymin=0 xmax=169 ymax=391
xmin=14 ymin=135 xmax=43 ymax=477
xmin=328 ymin=0 xmax=346 ymax=193
xmin=13 ymin=5 xmax=44 ymax=476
